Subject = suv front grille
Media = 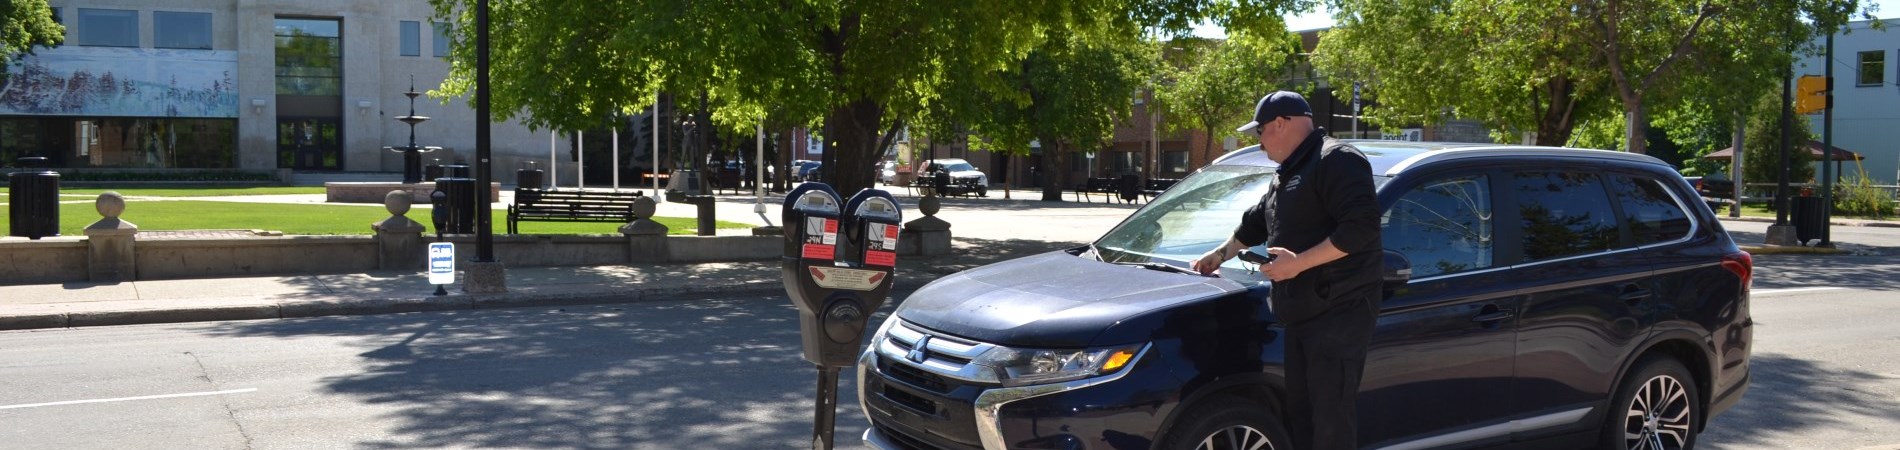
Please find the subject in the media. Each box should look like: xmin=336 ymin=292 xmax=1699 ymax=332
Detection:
xmin=882 ymin=358 xmax=952 ymax=393
xmin=876 ymin=321 xmax=1000 ymax=386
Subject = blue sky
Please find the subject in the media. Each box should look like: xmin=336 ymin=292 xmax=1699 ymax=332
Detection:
xmin=1193 ymin=0 xmax=1900 ymax=38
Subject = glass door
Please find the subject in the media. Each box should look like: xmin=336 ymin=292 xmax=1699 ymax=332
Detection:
xmin=277 ymin=118 xmax=341 ymax=170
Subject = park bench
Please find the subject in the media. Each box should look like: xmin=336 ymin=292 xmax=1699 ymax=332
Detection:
xmin=1074 ymin=177 xmax=1122 ymax=203
xmin=1142 ymin=178 xmax=1180 ymax=202
xmin=507 ymin=188 xmax=646 ymax=234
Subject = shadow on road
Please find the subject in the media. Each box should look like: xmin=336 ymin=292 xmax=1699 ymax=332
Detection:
xmin=1701 ymin=354 xmax=1900 ymax=446
xmin=1750 ymin=254 xmax=1900 ymax=291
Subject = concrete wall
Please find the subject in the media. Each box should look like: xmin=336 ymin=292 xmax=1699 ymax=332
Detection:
xmin=668 ymin=236 xmax=779 ymax=262
xmin=0 ymin=239 xmax=89 ymax=285
xmin=1796 ymin=20 xmax=1900 ymax=185
xmin=136 ymin=236 xmax=379 ymax=280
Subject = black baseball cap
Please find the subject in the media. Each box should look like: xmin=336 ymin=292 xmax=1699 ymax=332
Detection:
xmin=1235 ymin=91 xmax=1313 ymax=133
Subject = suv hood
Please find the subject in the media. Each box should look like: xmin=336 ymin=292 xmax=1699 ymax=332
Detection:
xmin=895 ymin=251 xmax=1242 ymax=347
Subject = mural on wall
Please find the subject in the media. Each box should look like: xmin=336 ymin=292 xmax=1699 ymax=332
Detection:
xmin=0 ymin=47 xmax=238 ymax=118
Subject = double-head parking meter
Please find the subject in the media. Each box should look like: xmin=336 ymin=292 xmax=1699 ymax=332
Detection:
xmin=782 ymin=183 xmax=902 ymax=450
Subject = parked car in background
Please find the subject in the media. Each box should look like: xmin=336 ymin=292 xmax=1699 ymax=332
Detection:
xmin=796 ymin=161 xmax=823 ymax=182
xmin=920 ymin=158 xmax=988 ymax=197
xmin=1687 ymin=175 xmax=1736 ymax=212
xmin=859 ymin=141 xmax=1752 ymax=450
xmin=878 ymin=160 xmax=899 ymax=185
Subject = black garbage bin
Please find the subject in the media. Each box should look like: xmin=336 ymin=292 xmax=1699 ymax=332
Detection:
xmin=516 ymin=169 xmax=544 ymax=190
xmin=424 ymin=164 xmax=444 ymax=181
xmin=1792 ymin=195 xmax=1825 ymax=245
xmin=434 ymin=177 xmax=477 ymax=234
xmin=443 ymin=164 xmax=472 ymax=179
xmin=686 ymin=195 xmax=716 ymax=236
xmin=7 ymin=157 xmax=60 ymax=240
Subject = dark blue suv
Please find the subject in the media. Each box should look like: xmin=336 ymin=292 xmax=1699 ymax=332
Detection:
xmin=858 ymin=141 xmax=1753 ymax=450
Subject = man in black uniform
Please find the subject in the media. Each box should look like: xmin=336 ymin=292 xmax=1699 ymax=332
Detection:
xmin=1190 ymin=91 xmax=1381 ymax=450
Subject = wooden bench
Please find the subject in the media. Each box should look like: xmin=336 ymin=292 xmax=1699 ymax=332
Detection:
xmin=507 ymin=188 xmax=646 ymax=234
xmin=1074 ymin=177 xmax=1121 ymax=203
xmin=1142 ymin=178 xmax=1180 ymax=202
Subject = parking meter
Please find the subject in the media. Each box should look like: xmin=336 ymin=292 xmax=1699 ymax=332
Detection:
xmin=781 ymin=183 xmax=903 ymax=450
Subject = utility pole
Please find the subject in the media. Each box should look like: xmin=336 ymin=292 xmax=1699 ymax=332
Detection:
xmin=1820 ymin=31 xmax=1836 ymax=248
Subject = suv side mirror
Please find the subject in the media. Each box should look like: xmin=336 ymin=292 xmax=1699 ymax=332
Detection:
xmin=1382 ymin=249 xmax=1412 ymax=299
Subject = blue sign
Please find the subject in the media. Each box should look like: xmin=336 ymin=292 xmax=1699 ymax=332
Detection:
xmin=428 ymin=243 xmax=455 ymax=285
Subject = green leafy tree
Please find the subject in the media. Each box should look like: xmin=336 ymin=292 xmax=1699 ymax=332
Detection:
xmin=1743 ymin=91 xmax=1814 ymax=187
xmin=1 ymin=0 xmax=64 ymax=80
xmin=1155 ymin=30 xmax=1300 ymax=167
xmin=944 ymin=26 xmax=1153 ymax=201
xmin=1314 ymin=0 xmax=1873 ymax=153
xmin=427 ymin=0 xmax=1298 ymax=195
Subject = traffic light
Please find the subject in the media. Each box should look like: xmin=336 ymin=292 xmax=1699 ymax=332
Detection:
xmin=1795 ymin=75 xmax=1830 ymax=115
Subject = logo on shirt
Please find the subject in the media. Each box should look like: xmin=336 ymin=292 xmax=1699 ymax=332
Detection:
xmin=1282 ymin=175 xmax=1303 ymax=192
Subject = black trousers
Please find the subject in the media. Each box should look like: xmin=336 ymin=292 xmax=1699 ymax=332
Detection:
xmin=1283 ymin=298 xmax=1376 ymax=450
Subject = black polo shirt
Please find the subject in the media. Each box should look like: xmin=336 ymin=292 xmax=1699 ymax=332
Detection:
xmin=1232 ymin=128 xmax=1382 ymax=324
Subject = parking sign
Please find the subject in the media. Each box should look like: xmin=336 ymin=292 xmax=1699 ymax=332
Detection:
xmin=428 ymin=242 xmax=455 ymax=285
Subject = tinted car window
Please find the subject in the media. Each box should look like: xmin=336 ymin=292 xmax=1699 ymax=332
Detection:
xmin=1383 ymin=174 xmax=1493 ymax=278
xmin=1515 ymin=171 xmax=1618 ymax=261
xmin=1610 ymin=175 xmax=1692 ymax=246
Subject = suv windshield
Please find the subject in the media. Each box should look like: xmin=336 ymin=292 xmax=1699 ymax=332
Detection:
xmin=941 ymin=162 xmax=976 ymax=172
xmin=1094 ymin=165 xmax=1388 ymax=272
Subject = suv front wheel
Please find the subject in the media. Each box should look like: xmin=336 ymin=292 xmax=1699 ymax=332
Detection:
xmin=1603 ymin=356 xmax=1702 ymax=450
xmin=1161 ymin=398 xmax=1291 ymax=450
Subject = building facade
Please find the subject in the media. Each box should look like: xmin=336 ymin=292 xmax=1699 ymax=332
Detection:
xmin=4 ymin=1 xmax=560 ymax=179
xmin=1795 ymin=19 xmax=1900 ymax=185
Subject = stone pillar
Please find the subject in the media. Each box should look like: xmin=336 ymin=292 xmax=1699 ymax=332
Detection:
xmin=620 ymin=196 xmax=671 ymax=263
xmin=84 ymin=192 xmax=139 ymax=282
xmin=372 ymin=190 xmax=428 ymax=270
xmin=901 ymin=194 xmax=952 ymax=256
xmin=462 ymin=261 xmax=508 ymax=294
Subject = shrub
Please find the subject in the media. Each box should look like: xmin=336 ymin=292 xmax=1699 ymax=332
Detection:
xmin=1832 ymin=174 xmax=1895 ymax=220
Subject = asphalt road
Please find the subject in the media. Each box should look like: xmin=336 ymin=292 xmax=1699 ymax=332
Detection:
xmin=0 ymin=222 xmax=1895 ymax=449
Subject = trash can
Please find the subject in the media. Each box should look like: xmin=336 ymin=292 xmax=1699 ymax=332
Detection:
xmin=1792 ymin=195 xmax=1825 ymax=245
xmin=424 ymin=164 xmax=444 ymax=181
xmin=443 ymin=164 xmax=472 ymax=179
xmin=7 ymin=157 xmax=60 ymax=240
xmin=1118 ymin=174 xmax=1141 ymax=203
xmin=686 ymin=194 xmax=716 ymax=236
xmin=434 ymin=177 xmax=477 ymax=234
xmin=516 ymin=169 xmax=544 ymax=190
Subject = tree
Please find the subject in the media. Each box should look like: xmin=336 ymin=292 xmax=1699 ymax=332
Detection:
xmin=1743 ymin=91 xmax=1813 ymax=187
xmin=427 ymin=0 xmax=1299 ymax=196
xmin=1 ymin=0 xmax=63 ymax=81
xmin=1155 ymin=30 xmax=1300 ymax=168
xmin=1313 ymin=0 xmax=1874 ymax=152
xmin=943 ymin=26 xmax=1153 ymax=201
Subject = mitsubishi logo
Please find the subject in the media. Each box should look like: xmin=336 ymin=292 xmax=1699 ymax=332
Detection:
xmin=907 ymin=335 xmax=932 ymax=364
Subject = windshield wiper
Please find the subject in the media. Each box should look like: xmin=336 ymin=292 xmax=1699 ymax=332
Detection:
xmin=1111 ymin=261 xmax=1210 ymax=277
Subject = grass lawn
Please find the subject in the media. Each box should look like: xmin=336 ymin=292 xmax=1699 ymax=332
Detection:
xmin=0 ymin=200 xmax=749 ymax=236
xmin=55 ymin=186 xmax=329 ymax=197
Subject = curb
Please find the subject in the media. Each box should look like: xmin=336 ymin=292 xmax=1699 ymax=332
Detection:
xmin=1737 ymin=245 xmax=1849 ymax=255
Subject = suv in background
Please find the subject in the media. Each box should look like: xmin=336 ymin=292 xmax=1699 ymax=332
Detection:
xmin=921 ymin=158 xmax=989 ymax=197
xmin=860 ymin=141 xmax=1752 ymax=450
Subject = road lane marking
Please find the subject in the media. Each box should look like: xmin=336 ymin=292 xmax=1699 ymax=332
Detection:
xmin=0 ymin=388 xmax=257 ymax=410
xmin=1753 ymin=287 xmax=1848 ymax=295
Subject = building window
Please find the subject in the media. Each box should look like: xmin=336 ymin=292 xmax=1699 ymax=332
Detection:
xmin=400 ymin=21 xmax=420 ymax=56
xmin=50 ymin=7 xmax=61 ymax=24
xmin=432 ymin=22 xmax=452 ymax=57
xmin=1 ymin=118 xmax=238 ymax=169
xmin=275 ymin=18 xmax=343 ymax=96
xmin=1858 ymin=50 xmax=1885 ymax=86
xmin=1163 ymin=151 xmax=1188 ymax=173
xmin=77 ymin=9 xmax=139 ymax=47
xmin=155 ymin=12 xmax=213 ymax=50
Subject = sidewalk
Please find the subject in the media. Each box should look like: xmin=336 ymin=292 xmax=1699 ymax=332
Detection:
xmin=0 ymin=190 xmax=1125 ymax=331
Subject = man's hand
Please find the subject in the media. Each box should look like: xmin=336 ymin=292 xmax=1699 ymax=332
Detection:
xmin=1260 ymin=247 xmax=1306 ymax=281
xmin=1191 ymin=246 xmax=1228 ymax=275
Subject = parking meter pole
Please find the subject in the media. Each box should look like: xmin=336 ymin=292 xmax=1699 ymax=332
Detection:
xmin=813 ymin=366 xmax=841 ymax=450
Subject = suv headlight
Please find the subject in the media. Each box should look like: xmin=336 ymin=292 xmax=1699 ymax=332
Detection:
xmin=974 ymin=343 xmax=1145 ymax=387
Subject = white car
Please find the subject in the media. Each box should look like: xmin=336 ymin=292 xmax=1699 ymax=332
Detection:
xmin=878 ymin=160 xmax=898 ymax=185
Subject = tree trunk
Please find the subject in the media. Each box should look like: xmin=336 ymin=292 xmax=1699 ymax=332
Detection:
xmin=824 ymin=98 xmax=881 ymax=196
xmin=1534 ymin=77 xmax=1579 ymax=147
xmin=1039 ymin=140 xmax=1066 ymax=202
xmin=1624 ymin=100 xmax=1648 ymax=154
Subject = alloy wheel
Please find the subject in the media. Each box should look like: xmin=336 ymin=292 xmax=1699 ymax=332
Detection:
xmin=1624 ymin=374 xmax=1694 ymax=450
xmin=1196 ymin=425 xmax=1275 ymax=450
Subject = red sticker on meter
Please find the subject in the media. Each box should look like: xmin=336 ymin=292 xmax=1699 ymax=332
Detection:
xmin=866 ymin=250 xmax=896 ymax=267
xmin=803 ymin=243 xmax=835 ymax=260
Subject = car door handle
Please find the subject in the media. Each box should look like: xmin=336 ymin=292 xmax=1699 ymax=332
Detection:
xmin=1619 ymin=285 xmax=1653 ymax=303
xmin=1471 ymin=308 xmax=1515 ymax=323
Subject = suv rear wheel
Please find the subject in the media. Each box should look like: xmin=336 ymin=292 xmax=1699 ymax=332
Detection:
xmin=1161 ymin=398 xmax=1291 ymax=450
xmin=1602 ymin=356 xmax=1701 ymax=450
